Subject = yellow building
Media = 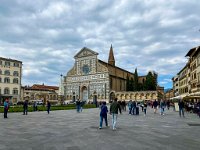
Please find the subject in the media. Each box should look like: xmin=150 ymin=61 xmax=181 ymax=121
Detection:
xmin=0 ymin=57 xmax=22 ymax=104
xmin=172 ymin=46 xmax=200 ymax=100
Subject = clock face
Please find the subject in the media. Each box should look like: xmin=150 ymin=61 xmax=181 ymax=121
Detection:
xmin=82 ymin=64 xmax=90 ymax=74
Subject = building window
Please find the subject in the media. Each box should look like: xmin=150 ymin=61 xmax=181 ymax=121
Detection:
xmin=0 ymin=77 xmax=1 ymax=83
xmin=110 ymin=78 xmax=113 ymax=89
xmin=194 ymin=73 xmax=196 ymax=79
xmin=0 ymin=69 xmax=2 ymax=74
xmin=13 ymin=88 xmax=18 ymax=95
xmin=4 ymin=88 xmax=10 ymax=94
xmin=4 ymin=70 xmax=10 ymax=75
xmin=13 ymin=63 xmax=19 ymax=67
xmin=4 ymin=77 xmax=10 ymax=83
xmin=0 ymin=60 xmax=2 ymax=65
xmin=5 ymin=61 xmax=10 ymax=67
xmin=13 ymin=78 xmax=19 ymax=84
xmin=13 ymin=71 xmax=19 ymax=76
xmin=0 ymin=88 xmax=1 ymax=94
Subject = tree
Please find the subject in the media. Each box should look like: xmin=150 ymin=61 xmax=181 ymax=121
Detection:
xmin=130 ymin=77 xmax=134 ymax=91
xmin=134 ymin=68 xmax=139 ymax=91
xmin=144 ymin=71 xmax=156 ymax=91
xmin=126 ymin=75 xmax=130 ymax=91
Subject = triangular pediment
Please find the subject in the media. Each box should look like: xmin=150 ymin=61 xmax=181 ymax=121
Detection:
xmin=74 ymin=47 xmax=99 ymax=58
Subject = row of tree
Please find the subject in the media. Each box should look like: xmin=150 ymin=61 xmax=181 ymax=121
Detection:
xmin=126 ymin=69 xmax=157 ymax=91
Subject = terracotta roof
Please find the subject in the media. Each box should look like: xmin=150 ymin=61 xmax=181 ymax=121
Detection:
xmin=185 ymin=46 xmax=200 ymax=57
xmin=32 ymin=84 xmax=59 ymax=90
xmin=24 ymin=84 xmax=59 ymax=90
xmin=0 ymin=57 xmax=22 ymax=63
xmin=98 ymin=59 xmax=134 ymax=75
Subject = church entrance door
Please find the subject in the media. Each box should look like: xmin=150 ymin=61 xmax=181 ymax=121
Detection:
xmin=81 ymin=86 xmax=88 ymax=102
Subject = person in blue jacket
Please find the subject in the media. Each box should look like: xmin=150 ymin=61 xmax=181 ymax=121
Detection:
xmin=4 ymin=99 xmax=9 ymax=118
xmin=99 ymin=101 xmax=108 ymax=129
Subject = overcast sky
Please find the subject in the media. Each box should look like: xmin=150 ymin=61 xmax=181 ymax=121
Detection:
xmin=0 ymin=0 xmax=200 ymax=89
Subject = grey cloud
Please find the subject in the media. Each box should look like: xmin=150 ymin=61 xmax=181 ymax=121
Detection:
xmin=0 ymin=0 xmax=199 ymax=88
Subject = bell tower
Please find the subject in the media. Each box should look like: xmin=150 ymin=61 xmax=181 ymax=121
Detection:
xmin=108 ymin=44 xmax=115 ymax=66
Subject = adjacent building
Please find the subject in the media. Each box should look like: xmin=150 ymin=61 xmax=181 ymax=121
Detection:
xmin=172 ymin=46 xmax=200 ymax=100
xmin=165 ymin=89 xmax=174 ymax=100
xmin=0 ymin=57 xmax=22 ymax=104
xmin=21 ymin=84 xmax=59 ymax=104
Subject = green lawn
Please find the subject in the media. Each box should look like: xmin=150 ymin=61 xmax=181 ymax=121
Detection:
xmin=0 ymin=104 xmax=96 ymax=113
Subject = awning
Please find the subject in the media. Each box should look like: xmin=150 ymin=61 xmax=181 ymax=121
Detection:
xmin=170 ymin=95 xmax=182 ymax=100
xmin=183 ymin=95 xmax=200 ymax=99
xmin=49 ymin=100 xmax=59 ymax=103
xmin=188 ymin=92 xmax=200 ymax=96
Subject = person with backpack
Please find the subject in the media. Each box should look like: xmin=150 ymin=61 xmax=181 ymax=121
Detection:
xmin=99 ymin=101 xmax=108 ymax=129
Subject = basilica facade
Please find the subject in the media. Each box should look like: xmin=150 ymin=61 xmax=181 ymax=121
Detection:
xmin=62 ymin=46 xmax=158 ymax=102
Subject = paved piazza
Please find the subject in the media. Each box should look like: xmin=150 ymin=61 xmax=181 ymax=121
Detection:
xmin=0 ymin=107 xmax=200 ymax=150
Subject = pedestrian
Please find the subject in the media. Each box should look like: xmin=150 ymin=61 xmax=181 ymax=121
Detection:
xmin=110 ymin=98 xmax=121 ymax=130
xmin=47 ymin=100 xmax=51 ymax=114
xmin=76 ymin=99 xmax=81 ymax=113
xmin=166 ymin=100 xmax=170 ymax=110
xmin=99 ymin=101 xmax=108 ymax=129
xmin=153 ymin=100 xmax=158 ymax=114
xmin=132 ymin=101 xmax=136 ymax=115
xmin=23 ymin=100 xmax=28 ymax=115
xmin=144 ymin=101 xmax=147 ymax=116
xmin=33 ymin=102 xmax=35 ymax=111
xmin=128 ymin=100 xmax=133 ymax=115
xmin=4 ymin=99 xmax=9 ymax=118
xmin=178 ymin=99 xmax=185 ymax=117
xmin=33 ymin=101 xmax=37 ymax=111
xmin=80 ymin=101 xmax=84 ymax=112
xmin=160 ymin=99 xmax=165 ymax=115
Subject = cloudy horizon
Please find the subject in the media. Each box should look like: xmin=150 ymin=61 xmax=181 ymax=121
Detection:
xmin=0 ymin=0 xmax=200 ymax=89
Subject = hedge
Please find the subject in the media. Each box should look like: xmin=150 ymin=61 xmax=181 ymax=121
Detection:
xmin=0 ymin=104 xmax=96 ymax=113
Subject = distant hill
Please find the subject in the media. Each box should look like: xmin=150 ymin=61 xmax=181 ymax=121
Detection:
xmin=164 ymin=88 xmax=172 ymax=93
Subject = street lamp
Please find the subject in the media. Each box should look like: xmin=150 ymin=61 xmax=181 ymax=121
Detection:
xmin=60 ymin=74 xmax=64 ymax=105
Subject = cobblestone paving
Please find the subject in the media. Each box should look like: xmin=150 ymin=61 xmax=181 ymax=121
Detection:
xmin=0 ymin=107 xmax=199 ymax=150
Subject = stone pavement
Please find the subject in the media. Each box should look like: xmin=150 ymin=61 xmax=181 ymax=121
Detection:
xmin=0 ymin=107 xmax=199 ymax=150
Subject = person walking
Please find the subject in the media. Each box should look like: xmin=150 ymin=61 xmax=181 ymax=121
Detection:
xmin=4 ymin=99 xmax=9 ymax=118
xmin=99 ymin=101 xmax=108 ymax=129
xmin=178 ymin=99 xmax=185 ymax=117
xmin=76 ymin=99 xmax=81 ymax=113
xmin=47 ymin=100 xmax=51 ymax=114
xmin=80 ymin=101 xmax=84 ymax=112
xmin=110 ymin=98 xmax=121 ymax=130
xmin=128 ymin=100 xmax=133 ymax=115
xmin=23 ymin=100 xmax=28 ymax=115
xmin=160 ymin=100 xmax=165 ymax=115
xmin=153 ymin=100 xmax=158 ymax=114
xmin=166 ymin=100 xmax=170 ymax=110
xmin=143 ymin=101 xmax=147 ymax=116
xmin=132 ymin=101 xmax=136 ymax=115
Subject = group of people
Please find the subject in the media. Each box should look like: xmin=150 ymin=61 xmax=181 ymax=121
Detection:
xmin=99 ymin=98 xmax=200 ymax=130
xmin=99 ymin=98 xmax=121 ymax=130
xmin=76 ymin=99 xmax=85 ymax=113
xmin=2 ymin=99 xmax=52 ymax=118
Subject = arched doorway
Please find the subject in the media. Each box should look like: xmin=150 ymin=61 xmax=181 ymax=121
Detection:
xmin=110 ymin=92 xmax=115 ymax=102
xmin=81 ymin=86 xmax=88 ymax=102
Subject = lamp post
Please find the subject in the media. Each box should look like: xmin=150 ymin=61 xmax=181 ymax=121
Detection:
xmin=59 ymin=74 xmax=64 ymax=105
